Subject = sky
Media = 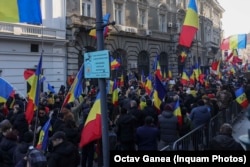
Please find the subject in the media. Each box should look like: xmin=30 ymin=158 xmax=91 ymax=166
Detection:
xmin=217 ymin=0 xmax=250 ymax=37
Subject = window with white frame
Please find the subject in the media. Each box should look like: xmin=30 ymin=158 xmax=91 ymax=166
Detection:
xmin=158 ymin=5 xmax=167 ymax=32
xmin=159 ymin=14 xmax=166 ymax=32
xmin=114 ymin=3 xmax=123 ymax=25
xmin=82 ymin=0 xmax=93 ymax=17
xmin=137 ymin=0 xmax=148 ymax=29
xmin=139 ymin=9 xmax=146 ymax=28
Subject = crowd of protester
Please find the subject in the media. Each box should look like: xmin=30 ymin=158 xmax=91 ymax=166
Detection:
xmin=0 ymin=70 xmax=248 ymax=166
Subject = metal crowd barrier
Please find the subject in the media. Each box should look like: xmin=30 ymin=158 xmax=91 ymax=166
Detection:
xmin=160 ymin=100 xmax=243 ymax=151
xmin=173 ymin=124 xmax=208 ymax=151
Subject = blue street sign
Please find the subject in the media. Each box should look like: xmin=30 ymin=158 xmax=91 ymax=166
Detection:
xmin=84 ymin=50 xmax=110 ymax=78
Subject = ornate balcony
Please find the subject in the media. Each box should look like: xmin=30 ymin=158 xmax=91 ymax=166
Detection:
xmin=0 ymin=22 xmax=65 ymax=39
xmin=66 ymin=14 xmax=96 ymax=29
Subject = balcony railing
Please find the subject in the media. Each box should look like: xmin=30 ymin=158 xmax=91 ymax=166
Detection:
xmin=66 ymin=14 xmax=96 ymax=28
xmin=0 ymin=22 xmax=65 ymax=39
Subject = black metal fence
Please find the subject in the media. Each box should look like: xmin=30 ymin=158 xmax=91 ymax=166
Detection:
xmin=160 ymin=101 xmax=242 ymax=151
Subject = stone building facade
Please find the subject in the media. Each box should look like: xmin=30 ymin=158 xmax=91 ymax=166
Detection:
xmin=0 ymin=0 xmax=67 ymax=95
xmin=66 ymin=0 xmax=224 ymax=80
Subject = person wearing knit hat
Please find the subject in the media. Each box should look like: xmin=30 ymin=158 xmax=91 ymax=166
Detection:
xmin=0 ymin=119 xmax=12 ymax=133
xmin=13 ymin=131 xmax=34 ymax=165
xmin=0 ymin=119 xmax=18 ymax=166
xmin=208 ymin=123 xmax=245 ymax=150
xmin=9 ymin=100 xmax=29 ymax=143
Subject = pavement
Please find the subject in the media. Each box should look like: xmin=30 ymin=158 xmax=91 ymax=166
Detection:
xmin=232 ymin=110 xmax=250 ymax=150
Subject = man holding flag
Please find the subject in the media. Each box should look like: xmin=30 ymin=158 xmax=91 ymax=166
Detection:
xmin=25 ymin=55 xmax=43 ymax=124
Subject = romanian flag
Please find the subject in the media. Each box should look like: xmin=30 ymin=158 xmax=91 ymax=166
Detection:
xmin=220 ymin=34 xmax=247 ymax=50
xmin=0 ymin=77 xmax=15 ymax=103
xmin=235 ymin=87 xmax=249 ymax=109
xmin=112 ymin=80 xmax=119 ymax=107
xmin=118 ymin=74 xmax=124 ymax=88
xmin=181 ymin=70 xmax=189 ymax=85
xmin=178 ymin=0 xmax=199 ymax=47
xmin=153 ymin=55 xmax=162 ymax=81
xmin=168 ymin=69 xmax=172 ymax=80
xmin=174 ymin=100 xmax=182 ymax=126
xmin=24 ymin=69 xmax=45 ymax=88
xmin=80 ymin=92 xmax=102 ymax=147
xmin=89 ymin=13 xmax=110 ymax=38
xmin=163 ymin=68 xmax=167 ymax=81
xmin=62 ymin=64 xmax=83 ymax=106
xmin=193 ymin=63 xmax=202 ymax=81
xmin=36 ymin=118 xmax=51 ymax=151
xmin=189 ymin=70 xmax=195 ymax=85
xmin=25 ymin=55 xmax=42 ymax=124
xmin=23 ymin=70 xmax=35 ymax=85
xmin=145 ymin=75 xmax=153 ymax=96
xmin=0 ymin=0 xmax=42 ymax=24
xmin=110 ymin=56 xmax=121 ymax=70
xmin=106 ymin=80 xmax=114 ymax=94
xmin=180 ymin=51 xmax=187 ymax=63
xmin=153 ymin=75 xmax=166 ymax=114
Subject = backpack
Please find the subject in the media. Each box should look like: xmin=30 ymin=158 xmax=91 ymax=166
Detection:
xmin=27 ymin=147 xmax=47 ymax=167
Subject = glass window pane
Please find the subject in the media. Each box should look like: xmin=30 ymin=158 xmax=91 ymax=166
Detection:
xmin=82 ymin=3 xmax=85 ymax=16
xmin=115 ymin=3 xmax=123 ymax=24
xmin=87 ymin=4 xmax=91 ymax=17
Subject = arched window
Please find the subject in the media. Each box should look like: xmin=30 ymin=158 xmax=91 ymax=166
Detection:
xmin=138 ymin=51 xmax=150 ymax=76
xmin=159 ymin=52 xmax=169 ymax=74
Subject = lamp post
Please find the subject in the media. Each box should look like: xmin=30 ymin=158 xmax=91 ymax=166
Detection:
xmin=95 ymin=0 xmax=109 ymax=166
xmin=238 ymin=107 xmax=250 ymax=150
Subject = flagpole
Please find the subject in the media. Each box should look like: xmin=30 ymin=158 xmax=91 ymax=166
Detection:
xmin=96 ymin=1 xmax=110 ymax=167
xmin=33 ymin=21 xmax=45 ymax=146
xmin=196 ymin=32 xmax=199 ymax=65
xmin=32 ymin=53 xmax=43 ymax=148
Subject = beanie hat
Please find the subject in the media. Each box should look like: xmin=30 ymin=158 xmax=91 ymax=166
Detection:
xmin=23 ymin=131 xmax=34 ymax=143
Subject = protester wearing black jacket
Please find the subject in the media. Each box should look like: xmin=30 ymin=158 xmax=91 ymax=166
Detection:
xmin=47 ymin=131 xmax=80 ymax=167
xmin=116 ymin=107 xmax=137 ymax=151
xmin=208 ymin=123 xmax=245 ymax=150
